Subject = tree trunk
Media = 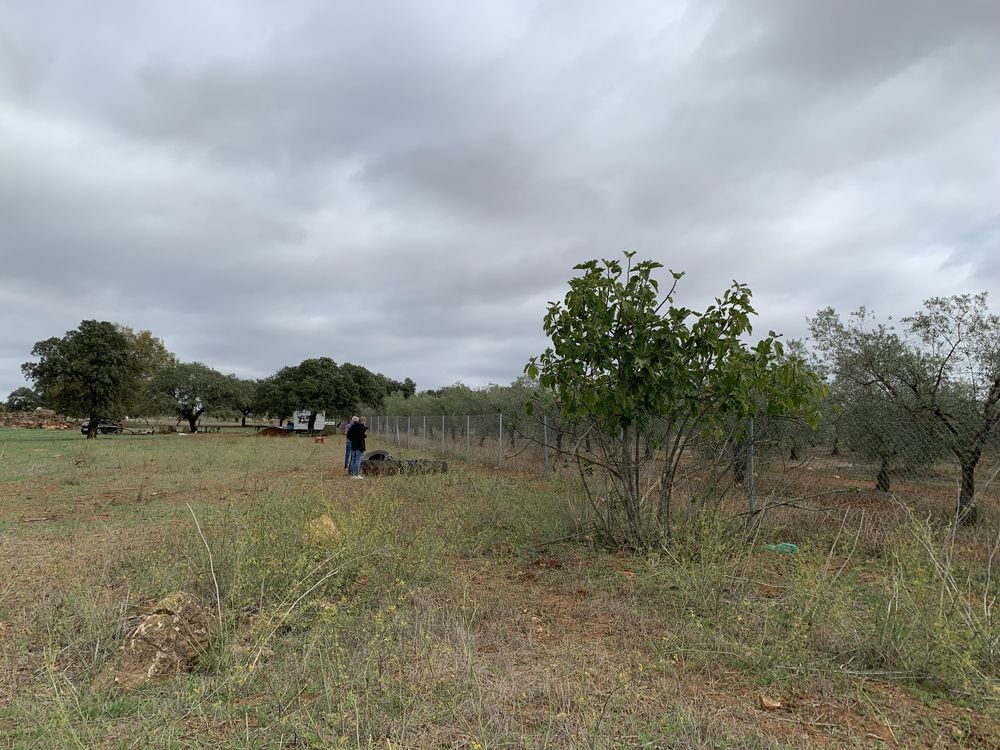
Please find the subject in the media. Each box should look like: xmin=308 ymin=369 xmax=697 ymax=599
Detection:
xmin=617 ymin=425 xmax=643 ymax=547
xmin=241 ymin=412 xmax=248 ymax=427
xmin=731 ymin=439 xmax=746 ymax=485
xmin=789 ymin=444 xmax=800 ymax=461
xmin=657 ymin=465 xmax=675 ymax=539
xmin=830 ymin=438 xmax=839 ymax=456
xmin=307 ymin=411 xmax=317 ymax=434
xmin=87 ymin=413 xmax=97 ymax=439
xmin=185 ymin=408 xmax=205 ymax=433
xmin=958 ymin=454 xmax=980 ymax=525
xmin=875 ymin=456 xmax=891 ymax=492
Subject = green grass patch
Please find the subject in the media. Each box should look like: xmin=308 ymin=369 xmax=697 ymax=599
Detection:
xmin=1 ymin=432 xmax=997 ymax=748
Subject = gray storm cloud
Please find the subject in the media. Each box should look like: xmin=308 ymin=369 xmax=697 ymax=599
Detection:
xmin=1 ymin=0 xmax=998 ymax=396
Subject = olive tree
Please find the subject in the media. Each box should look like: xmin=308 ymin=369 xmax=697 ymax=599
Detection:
xmin=810 ymin=294 xmax=1000 ymax=523
xmin=527 ymin=253 xmax=823 ymax=548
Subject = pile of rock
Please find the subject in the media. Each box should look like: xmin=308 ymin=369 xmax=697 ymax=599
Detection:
xmin=0 ymin=409 xmax=75 ymax=430
xmin=96 ymin=591 xmax=211 ymax=691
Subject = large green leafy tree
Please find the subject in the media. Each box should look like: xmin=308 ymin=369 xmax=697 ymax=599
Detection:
xmin=149 ymin=362 xmax=233 ymax=433
xmin=811 ymin=294 xmax=1000 ymax=524
xmin=401 ymin=378 xmax=416 ymax=399
xmin=116 ymin=326 xmax=176 ymax=417
xmin=339 ymin=363 xmax=412 ymax=411
xmin=340 ymin=363 xmax=386 ymax=410
xmin=257 ymin=357 xmax=360 ymax=433
xmin=5 ymin=387 xmax=43 ymax=411
xmin=527 ymin=253 xmax=823 ymax=548
xmin=227 ymin=376 xmax=258 ymax=427
xmin=22 ymin=320 xmax=140 ymax=438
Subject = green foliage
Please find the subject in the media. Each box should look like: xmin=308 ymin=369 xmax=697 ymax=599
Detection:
xmin=810 ymin=294 xmax=1000 ymax=521
xmin=255 ymin=359 xmax=411 ymax=427
xmin=5 ymin=386 xmax=43 ymax=411
xmin=256 ymin=357 xmax=360 ymax=430
xmin=527 ymin=253 xmax=824 ymax=548
xmin=149 ymin=361 xmax=233 ymax=432
xmin=226 ymin=376 xmax=258 ymax=425
xmin=401 ymin=377 xmax=416 ymax=399
xmin=21 ymin=320 xmax=140 ymax=435
xmin=341 ymin=362 xmax=408 ymax=411
xmin=865 ymin=518 xmax=998 ymax=693
xmin=380 ymin=377 xmax=539 ymax=417
xmin=116 ymin=326 xmax=176 ymax=416
xmin=528 ymin=254 xmax=820 ymax=431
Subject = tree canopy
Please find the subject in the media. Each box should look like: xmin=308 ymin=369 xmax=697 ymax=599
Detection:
xmin=256 ymin=357 xmax=360 ymax=432
xmin=227 ymin=376 xmax=258 ymax=427
xmin=117 ymin=326 xmax=176 ymax=417
xmin=149 ymin=361 xmax=233 ymax=433
xmin=527 ymin=253 xmax=824 ymax=547
xmin=22 ymin=320 xmax=140 ymax=437
xmin=5 ymin=387 xmax=43 ymax=412
xmin=809 ymin=293 xmax=1000 ymax=523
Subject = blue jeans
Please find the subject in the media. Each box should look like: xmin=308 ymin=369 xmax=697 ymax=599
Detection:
xmin=350 ymin=449 xmax=364 ymax=476
xmin=344 ymin=439 xmax=352 ymax=469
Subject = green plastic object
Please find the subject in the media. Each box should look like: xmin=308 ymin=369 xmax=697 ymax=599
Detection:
xmin=765 ymin=542 xmax=799 ymax=555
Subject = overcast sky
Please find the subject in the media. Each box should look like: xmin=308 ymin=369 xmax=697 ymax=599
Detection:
xmin=2 ymin=0 xmax=998 ymax=397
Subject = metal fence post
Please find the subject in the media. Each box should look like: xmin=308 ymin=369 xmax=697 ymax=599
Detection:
xmin=498 ymin=413 xmax=504 ymax=468
xmin=747 ymin=417 xmax=755 ymax=522
xmin=543 ymin=415 xmax=549 ymax=474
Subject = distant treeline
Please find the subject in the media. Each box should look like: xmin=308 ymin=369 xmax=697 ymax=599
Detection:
xmin=8 ymin=320 xmax=531 ymax=435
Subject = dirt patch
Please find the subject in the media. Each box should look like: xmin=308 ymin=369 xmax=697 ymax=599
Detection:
xmin=453 ymin=554 xmax=997 ymax=749
xmin=256 ymin=426 xmax=291 ymax=437
xmin=457 ymin=557 xmax=611 ymax=651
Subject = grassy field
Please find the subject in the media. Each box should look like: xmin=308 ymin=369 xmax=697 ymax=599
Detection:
xmin=1 ymin=428 xmax=998 ymax=749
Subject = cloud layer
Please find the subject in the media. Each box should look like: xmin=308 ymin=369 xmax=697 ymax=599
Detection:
xmin=2 ymin=0 xmax=998 ymax=395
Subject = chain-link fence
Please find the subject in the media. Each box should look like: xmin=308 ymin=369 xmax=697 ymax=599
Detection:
xmin=365 ymin=412 xmax=1000 ymax=525
xmin=364 ymin=413 xmax=551 ymax=472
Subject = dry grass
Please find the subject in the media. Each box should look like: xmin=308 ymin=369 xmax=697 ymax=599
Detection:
xmin=0 ymin=428 xmax=998 ymax=748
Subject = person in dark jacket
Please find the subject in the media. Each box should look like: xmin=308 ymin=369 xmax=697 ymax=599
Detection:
xmin=343 ymin=416 xmax=358 ymax=473
xmin=346 ymin=417 xmax=367 ymax=478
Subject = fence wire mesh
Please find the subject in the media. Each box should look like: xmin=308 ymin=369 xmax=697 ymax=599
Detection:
xmin=365 ymin=412 xmax=1000 ymax=525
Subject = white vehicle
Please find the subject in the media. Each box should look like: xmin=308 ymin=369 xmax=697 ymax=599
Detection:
xmin=291 ymin=410 xmax=326 ymax=432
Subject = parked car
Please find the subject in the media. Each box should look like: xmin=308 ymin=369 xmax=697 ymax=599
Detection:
xmin=80 ymin=420 xmax=123 ymax=435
